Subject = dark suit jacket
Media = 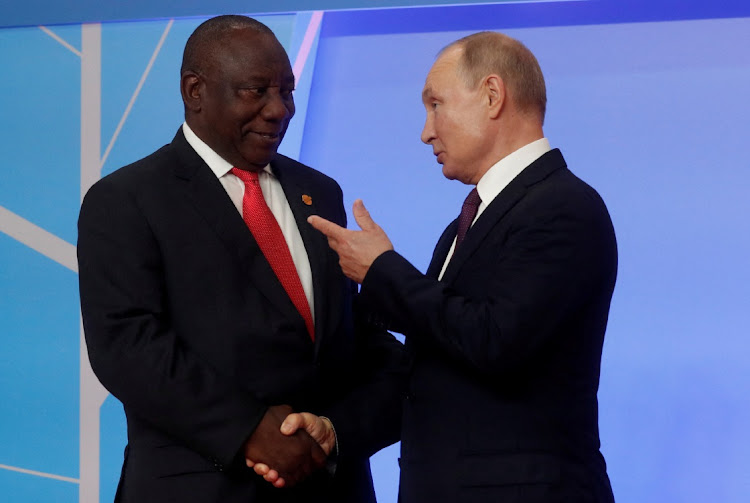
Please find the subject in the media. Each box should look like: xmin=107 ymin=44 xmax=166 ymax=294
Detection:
xmin=360 ymin=149 xmax=617 ymax=503
xmin=78 ymin=129 xmax=407 ymax=503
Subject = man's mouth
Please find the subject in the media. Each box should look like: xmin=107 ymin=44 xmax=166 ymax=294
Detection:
xmin=253 ymin=131 xmax=280 ymax=140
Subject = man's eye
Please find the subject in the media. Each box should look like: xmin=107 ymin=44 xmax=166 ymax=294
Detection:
xmin=240 ymin=87 xmax=266 ymax=95
xmin=238 ymin=87 xmax=265 ymax=98
xmin=282 ymin=88 xmax=295 ymax=99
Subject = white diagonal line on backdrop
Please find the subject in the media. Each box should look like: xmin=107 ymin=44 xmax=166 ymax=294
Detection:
xmin=0 ymin=463 xmax=80 ymax=484
xmin=100 ymin=19 xmax=174 ymax=170
xmin=39 ymin=26 xmax=82 ymax=58
xmin=0 ymin=205 xmax=77 ymax=273
xmin=292 ymin=11 xmax=323 ymax=83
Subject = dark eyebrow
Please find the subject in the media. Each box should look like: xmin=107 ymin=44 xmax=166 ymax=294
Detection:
xmin=235 ymin=74 xmax=296 ymax=87
xmin=422 ymin=86 xmax=433 ymax=101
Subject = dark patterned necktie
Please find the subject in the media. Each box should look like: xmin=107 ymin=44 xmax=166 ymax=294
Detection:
xmin=455 ymin=188 xmax=481 ymax=250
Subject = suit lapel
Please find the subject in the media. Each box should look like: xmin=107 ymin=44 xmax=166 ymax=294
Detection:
xmin=272 ymin=156 xmax=334 ymax=355
xmin=170 ymin=130 xmax=300 ymax=322
xmin=426 ymin=219 xmax=458 ymax=280
xmin=441 ymin=149 xmax=567 ymax=285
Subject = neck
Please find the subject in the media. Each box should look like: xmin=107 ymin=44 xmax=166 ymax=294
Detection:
xmin=472 ymin=117 xmax=544 ymax=184
xmin=501 ymin=112 xmax=545 ymax=157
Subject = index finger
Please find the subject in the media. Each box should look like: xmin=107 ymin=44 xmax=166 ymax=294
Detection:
xmin=308 ymin=215 xmax=346 ymax=239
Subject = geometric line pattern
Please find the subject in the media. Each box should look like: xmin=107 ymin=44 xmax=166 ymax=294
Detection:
xmin=79 ymin=22 xmax=106 ymax=503
xmin=0 ymin=463 xmax=80 ymax=484
xmin=39 ymin=26 xmax=82 ymax=57
xmin=292 ymin=11 xmax=323 ymax=82
xmin=0 ymin=204 xmax=77 ymax=273
xmin=100 ymin=20 xmax=174 ymax=170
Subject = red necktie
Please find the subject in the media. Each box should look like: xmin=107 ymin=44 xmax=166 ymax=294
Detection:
xmin=231 ymin=168 xmax=314 ymax=340
xmin=455 ymin=188 xmax=481 ymax=250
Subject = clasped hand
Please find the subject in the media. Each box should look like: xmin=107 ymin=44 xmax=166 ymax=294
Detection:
xmin=245 ymin=200 xmax=391 ymax=488
xmin=245 ymin=405 xmax=336 ymax=488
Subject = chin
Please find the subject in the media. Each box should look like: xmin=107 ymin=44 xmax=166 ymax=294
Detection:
xmin=242 ymin=152 xmax=276 ymax=168
xmin=441 ymin=164 xmax=474 ymax=185
xmin=441 ymin=164 xmax=458 ymax=181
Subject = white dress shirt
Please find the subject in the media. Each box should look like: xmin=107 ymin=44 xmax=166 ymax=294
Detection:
xmin=182 ymin=123 xmax=315 ymax=319
xmin=438 ymin=138 xmax=552 ymax=280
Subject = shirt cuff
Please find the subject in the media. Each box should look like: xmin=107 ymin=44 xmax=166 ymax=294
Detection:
xmin=319 ymin=416 xmax=338 ymax=475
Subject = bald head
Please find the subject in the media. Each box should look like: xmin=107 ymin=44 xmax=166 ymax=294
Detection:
xmin=181 ymin=15 xmax=275 ymax=77
xmin=443 ymin=31 xmax=546 ymax=123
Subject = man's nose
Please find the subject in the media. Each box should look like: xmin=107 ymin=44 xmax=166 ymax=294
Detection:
xmin=262 ymin=90 xmax=294 ymax=121
xmin=421 ymin=115 xmax=434 ymax=145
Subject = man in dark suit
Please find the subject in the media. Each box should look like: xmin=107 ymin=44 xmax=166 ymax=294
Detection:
xmin=309 ymin=32 xmax=618 ymax=502
xmin=77 ymin=15 xmax=406 ymax=503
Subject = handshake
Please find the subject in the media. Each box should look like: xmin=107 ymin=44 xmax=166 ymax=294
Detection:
xmin=243 ymin=405 xmax=337 ymax=488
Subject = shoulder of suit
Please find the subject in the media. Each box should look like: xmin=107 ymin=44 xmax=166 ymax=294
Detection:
xmin=86 ymin=141 xmax=177 ymax=201
xmin=527 ymin=161 xmax=611 ymax=220
xmin=272 ymin=153 xmax=342 ymax=190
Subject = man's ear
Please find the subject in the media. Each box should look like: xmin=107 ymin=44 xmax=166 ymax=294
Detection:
xmin=181 ymin=72 xmax=203 ymax=113
xmin=484 ymin=74 xmax=505 ymax=119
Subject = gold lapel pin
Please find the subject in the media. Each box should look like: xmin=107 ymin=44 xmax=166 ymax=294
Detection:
xmin=302 ymin=194 xmax=313 ymax=206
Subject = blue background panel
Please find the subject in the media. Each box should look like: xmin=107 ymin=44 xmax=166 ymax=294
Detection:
xmin=100 ymin=19 xmax=185 ymax=173
xmin=2 ymin=0 xmax=520 ymax=29
xmin=100 ymin=18 xmax=194 ymax=178
xmin=0 ymin=469 xmax=78 ymax=502
xmin=0 ymin=25 xmax=81 ymax=244
xmin=0 ymin=233 xmax=79 ymax=478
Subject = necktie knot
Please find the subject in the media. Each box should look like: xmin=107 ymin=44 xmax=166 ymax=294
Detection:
xmin=455 ymin=188 xmax=481 ymax=250
xmin=231 ymin=167 xmax=260 ymax=185
xmin=462 ymin=188 xmax=481 ymax=212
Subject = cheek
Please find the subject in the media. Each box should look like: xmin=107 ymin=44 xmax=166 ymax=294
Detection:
xmin=439 ymin=111 xmax=481 ymax=150
xmin=454 ymin=107 xmax=484 ymax=139
xmin=434 ymin=113 xmax=455 ymax=142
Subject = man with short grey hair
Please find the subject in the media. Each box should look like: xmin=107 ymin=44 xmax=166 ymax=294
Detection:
xmin=310 ymin=31 xmax=617 ymax=502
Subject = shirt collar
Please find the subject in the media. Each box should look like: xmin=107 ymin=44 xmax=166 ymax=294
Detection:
xmin=476 ymin=137 xmax=551 ymax=207
xmin=182 ymin=122 xmax=273 ymax=179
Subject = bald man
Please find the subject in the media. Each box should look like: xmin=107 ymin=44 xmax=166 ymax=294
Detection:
xmin=310 ymin=32 xmax=617 ymax=503
xmin=78 ymin=15 xmax=406 ymax=503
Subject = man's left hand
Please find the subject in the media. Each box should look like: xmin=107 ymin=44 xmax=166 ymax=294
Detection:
xmin=308 ymin=199 xmax=393 ymax=284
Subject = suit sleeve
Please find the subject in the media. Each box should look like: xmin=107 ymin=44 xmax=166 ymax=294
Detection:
xmin=323 ymin=294 xmax=409 ymax=461
xmin=318 ymin=183 xmax=409 ymax=461
xmin=358 ymin=188 xmax=616 ymax=379
xmin=78 ymin=177 xmax=265 ymax=468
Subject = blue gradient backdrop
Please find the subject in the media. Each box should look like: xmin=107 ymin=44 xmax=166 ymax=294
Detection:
xmin=1 ymin=2 xmax=749 ymax=502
